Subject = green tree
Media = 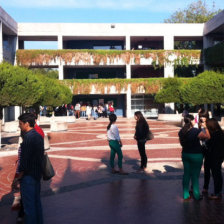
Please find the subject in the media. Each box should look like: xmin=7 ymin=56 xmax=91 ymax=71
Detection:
xmin=0 ymin=63 xmax=44 ymax=117
xmin=40 ymin=76 xmax=72 ymax=108
xmin=155 ymin=78 xmax=185 ymax=103
xmin=164 ymin=0 xmax=221 ymax=23
xmin=182 ymin=71 xmax=224 ymax=104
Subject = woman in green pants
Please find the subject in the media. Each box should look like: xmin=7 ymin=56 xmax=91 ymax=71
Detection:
xmin=179 ymin=114 xmax=210 ymax=201
xmin=107 ymin=114 xmax=127 ymax=174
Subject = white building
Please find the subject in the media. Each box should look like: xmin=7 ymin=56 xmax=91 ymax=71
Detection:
xmin=0 ymin=7 xmax=224 ymax=120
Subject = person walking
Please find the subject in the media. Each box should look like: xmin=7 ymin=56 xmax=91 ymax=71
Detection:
xmin=204 ymin=118 xmax=224 ymax=199
xmin=12 ymin=113 xmax=44 ymax=224
xmin=107 ymin=114 xmax=127 ymax=174
xmin=178 ymin=114 xmax=210 ymax=201
xmin=134 ymin=111 xmax=150 ymax=172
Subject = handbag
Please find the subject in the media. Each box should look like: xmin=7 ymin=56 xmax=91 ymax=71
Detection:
xmin=42 ymin=153 xmax=55 ymax=181
xmin=146 ymin=130 xmax=154 ymax=141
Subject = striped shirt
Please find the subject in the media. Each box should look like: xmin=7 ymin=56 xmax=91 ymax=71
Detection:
xmin=18 ymin=129 xmax=44 ymax=180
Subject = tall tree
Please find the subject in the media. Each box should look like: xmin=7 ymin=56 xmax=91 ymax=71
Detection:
xmin=164 ymin=0 xmax=221 ymax=23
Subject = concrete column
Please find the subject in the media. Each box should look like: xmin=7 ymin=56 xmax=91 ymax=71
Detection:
xmin=126 ymin=64 xmax=131 ymax=79
xmin=0 ymin=21 xmax=3 ymax=62
xmin=58 ymin=35 xmax=63 ymax=49
xmin=164 ymin=35 xmax=174 ymax=50
xmin=14 ymin=106 xmax=21 ymax=120
xmin=164 ymin=35 xmax=175 ymax=112
xmin=126 ymin=84 xmax=132 ymax=118
xmin=13 ymin=36 xmax=19 ymax=65
xmin=58 ymin=64 xmax=64 ymax=80
xmin=125 ymin=35 xmax=131 ymax=50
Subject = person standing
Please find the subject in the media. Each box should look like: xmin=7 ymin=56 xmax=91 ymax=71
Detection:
xmin=12 ymin=113 xmax=44 ymax=224
xmin=204 ymin=118 xmax=224 ymax=199
xmin=75 ymin=102 xmax=81 ymax=119
xmin=134 ymin=111 xmax=150 ymax=172
xmin=107 ymin=114 xmax=127 ymax=174
xmin=178 ymin=114 xmax=210 ymax=201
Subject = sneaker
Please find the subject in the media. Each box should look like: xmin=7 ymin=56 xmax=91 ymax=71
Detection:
xmin=209 ymin=194 xmax=222 ymax=200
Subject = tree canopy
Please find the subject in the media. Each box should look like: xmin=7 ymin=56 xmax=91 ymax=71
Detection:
xmin=182 ymin=71 xmax=224 ymax=104
xmin=164 ymin=0 xmax=221 ymax=23
xmin=0 ymin=62 xmax=72 ymax=117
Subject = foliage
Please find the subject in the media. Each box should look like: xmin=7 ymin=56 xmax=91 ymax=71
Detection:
xmin=204 ymin=41 xmax=224 ymax=66
xmin=164 ymin=0 xmax=221 ymax=23
xmin=63 ymin=78 xmax=188 ymax=95
xmin=31 ymin=68 xmax=59 ymax=79
xmin=16 ymin=49 xmax=201 ymax=68
xmin=0 ymin=62 xmax=44 ymax=107
xmin=155 ymin=78 xmax=187 ymax=103
xmin=0 ymin=62 xmax=72 ymax=111
xmin=39 ymin=76 xmax=73 ymax=107
xmin=182 ymin=71 xmax=224 ymax=104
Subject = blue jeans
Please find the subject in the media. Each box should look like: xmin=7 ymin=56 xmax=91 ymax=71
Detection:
xmin=20 ymin=175 xmax=43 ymax=224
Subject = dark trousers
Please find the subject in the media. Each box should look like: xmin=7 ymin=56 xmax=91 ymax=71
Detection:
xmin=204 ymin=155 xmax=223 ymax=194
xmin=137 ymin=140 xmax=147 ymax=169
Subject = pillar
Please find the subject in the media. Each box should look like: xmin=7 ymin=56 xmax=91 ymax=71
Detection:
xmin=125 ymin=35 xmax=131 ymax=50
xmin=58 ymin=35 xmax=63 ymax=49
xmin=58 ymin=64 xmax=64 ymax=80
xmin=126 ymin=64 xmax=131 ymax=79
xmin=203 ymin=36 xmax=213 ymax=71
xmin=0 ymin=21 xmax=3 ymax=62
xmin=164 ymin=35 xmax=175 ymax=113
xmin=126 ymin=84 xmax=132 ymax=118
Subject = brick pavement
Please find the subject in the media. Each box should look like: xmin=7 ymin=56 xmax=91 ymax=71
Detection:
xmin=0 ymin=118 xmax=224 ymax=224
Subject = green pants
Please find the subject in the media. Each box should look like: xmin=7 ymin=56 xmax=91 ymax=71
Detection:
xmin=109 ymin=140 xmax=123 ymax=169
xmin=182 ymin=153 xmax=203 ymax=200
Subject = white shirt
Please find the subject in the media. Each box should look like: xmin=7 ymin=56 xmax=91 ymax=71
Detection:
xmin=107 ymin=124 xmax=120 ymax=141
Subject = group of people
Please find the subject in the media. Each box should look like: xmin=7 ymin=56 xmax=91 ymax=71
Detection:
xmin=74 ymin=102 xmax=115 ymax=120
xmin=107 ymin=111 xmax=151 ymax=174
xmin=10 ymin=108 xmax=224 ymax=223
xmin=179 ymin=108 xmax=224 ymax=201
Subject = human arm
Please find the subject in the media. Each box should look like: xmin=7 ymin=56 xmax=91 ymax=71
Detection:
xmin=198 ymin=122 xmax=210 ymax=140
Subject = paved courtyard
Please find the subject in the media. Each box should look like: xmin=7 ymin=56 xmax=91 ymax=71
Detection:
xmin=0 ymin=118 xmax=224 ymax=224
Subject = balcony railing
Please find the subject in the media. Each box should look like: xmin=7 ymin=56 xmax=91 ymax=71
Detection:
xmin=16 ymin=49 xmax=202 ymax=67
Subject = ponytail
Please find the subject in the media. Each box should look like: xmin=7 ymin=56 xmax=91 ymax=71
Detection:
xmin=107 ymin=114 xmax=117 ymax=130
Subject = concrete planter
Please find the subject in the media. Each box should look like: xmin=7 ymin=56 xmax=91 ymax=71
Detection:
xmin=3 ymin=121 xmax=19 ymax=133
xmin=40 ymin=116 xmax=76 ymax=124
xmin=50 ymin=121 xmax=68 ymax=132
xmin=158 ymin=114 xmax=182 ymax=122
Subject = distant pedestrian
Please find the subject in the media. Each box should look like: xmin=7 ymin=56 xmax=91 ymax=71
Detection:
xmin=107 ymin=114 xmax=127 ymax=174
xmin=134 ymin=111 xmax=150 ymax=172
xmin=12 ymin=113 xmax=44 ymax=223
xmin=179 ymin=114 xmax=210 ymax=201
xmin=204 ymin=118 xmax=224 ymax=199
xmin=75 ymin=102 xmax=81 ymax=119
xmin=86 ymin=105 xmax=92 ymax=120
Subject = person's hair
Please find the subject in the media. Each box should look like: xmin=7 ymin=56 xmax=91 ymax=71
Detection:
xmin=199 ymin=109 xmax=209 ymax=119
xmin=134 ymin=111 xmax=147 ymax=126
xmin=206 ymin=118 xmax=222 ymax=135
xmin=18 ymin=113 xmax=36 ymax=127
xmin=107 ymin=114 xmax=117 ymax=130
xmin=179 ymin=114 xmax=194 ymax=146
xmin=182 ymin=114 xmax=194 ymax=135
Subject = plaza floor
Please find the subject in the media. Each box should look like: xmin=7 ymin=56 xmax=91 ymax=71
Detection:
xmin=0 ymin=118 xmax=224 ymax=224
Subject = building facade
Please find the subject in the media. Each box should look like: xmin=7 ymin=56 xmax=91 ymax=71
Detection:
xmin=0 ymin=7 xmax=224 ymax=120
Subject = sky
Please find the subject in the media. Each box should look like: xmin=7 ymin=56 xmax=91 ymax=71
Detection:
xmin=1 ymin=0 xmax=224 ymax=23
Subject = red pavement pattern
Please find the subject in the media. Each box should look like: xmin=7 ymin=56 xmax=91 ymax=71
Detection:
xmin=0 ymin=119 xmax=181 ymax=201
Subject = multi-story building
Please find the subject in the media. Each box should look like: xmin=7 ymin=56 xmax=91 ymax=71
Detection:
xmin=0 ymin=7 xmax=224 ymax=121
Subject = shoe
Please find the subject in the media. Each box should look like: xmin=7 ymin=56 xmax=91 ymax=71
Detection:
xmin=111 ymin=169 xmax=119 ymax=174
xmin=209 ymin=194 xmax=222 ymax=200
xmin=183 ymin=196 xmax=192 ymax=202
